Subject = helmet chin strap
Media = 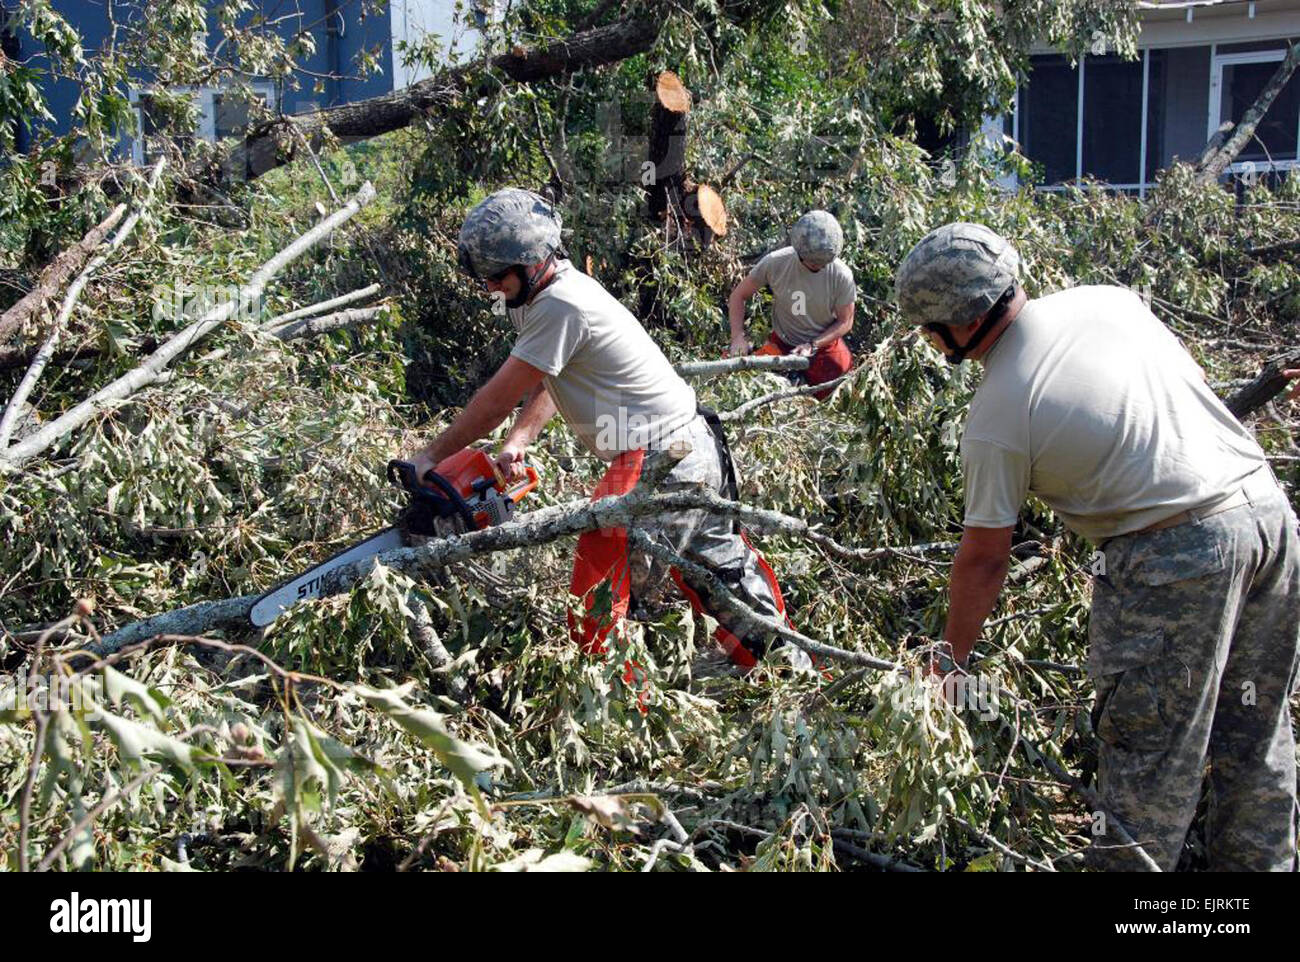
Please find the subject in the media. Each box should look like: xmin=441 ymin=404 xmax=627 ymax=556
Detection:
xmin=504 ymin=255 xmax=557 ymax=309
xmin=931 ymin=312 xmax=1001 ymax=365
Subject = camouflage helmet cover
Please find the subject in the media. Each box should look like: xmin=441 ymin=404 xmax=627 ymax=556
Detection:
xmin=789 ymin=210 xmax=843 ymax=268
xmin=458 ymin=188 xmax=563 ymax=279
xmin=894 ymin=222 xmax=1021 ymax=327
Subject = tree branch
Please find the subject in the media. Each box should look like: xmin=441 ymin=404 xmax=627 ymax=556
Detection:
xmin=1195 ymin=40 xmax=1300 ymax=184
xmin=263 ymin=283 xmax=382 ymax=327
xmin=674 ymin=355 xmax=810 ymax=378
xmin=0 ymin=205 xmax=129 ymax=343
xmin=0 ymin=181 xmax=377 ymax=472
xmin=0 ymin=159 xmax=166 ymax=449
xmin=266 ymin=305 xmax=387 ymax=341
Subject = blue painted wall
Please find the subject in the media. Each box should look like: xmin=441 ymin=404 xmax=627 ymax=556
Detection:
xmin=4 ymin=0 xmax=397 ymax=148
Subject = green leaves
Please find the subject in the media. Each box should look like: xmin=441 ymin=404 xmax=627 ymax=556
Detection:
xmin=354 ymin=684 xmax=506 ymax=816
xmin=96 ymin=709 xmax=197 ymax=774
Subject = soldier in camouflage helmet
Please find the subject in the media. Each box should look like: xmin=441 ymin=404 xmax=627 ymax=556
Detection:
xmin=456 ymin=188 xmax=564 ymax=308
xmin=409 ymin=188 xmax=801 ymax=673
xmin=728 ymin=210 xmax=856 ymax=401
xmin=789 ymin=209 xmax=844 ymax=268
xmin=895 ymin=222 xmax=1300 ymax=871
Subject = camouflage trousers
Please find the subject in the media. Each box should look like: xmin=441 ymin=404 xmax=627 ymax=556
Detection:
xmin=627 ymin=415 xmax=790 ymax=664
xmin=1087 ymin=468 xmax=1300 ymax=871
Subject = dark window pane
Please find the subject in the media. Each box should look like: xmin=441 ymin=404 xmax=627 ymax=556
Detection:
xmin=1145 ymin=50 xmax=1167 ymax=183
xmin=1022 ymin=56 xmax=1078 ymax=184
xmin=1082 ymin=55 xmax=1143 ymax=183
xmin=213 ymin=92 xmax=262 ymax=141
xmin=1219 ymin=59 xmax=1300 ymax=162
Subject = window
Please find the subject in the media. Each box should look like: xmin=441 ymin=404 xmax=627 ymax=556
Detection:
xmin=1143 ymin=50 xmax=1168 ymax=185
xmin=1020 ymin=56 xmax=1078 ymax=185
xmin=130 ymin=85 xmax=276 ymax=165
xmin=1209 ymin=46 xmax=1300 ymax=168
xmin=1082 ymin=55 xmax=1144 ymax=185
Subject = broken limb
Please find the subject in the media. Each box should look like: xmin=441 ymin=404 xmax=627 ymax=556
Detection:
xmin=0 ymin=182 xmax=377 ymax=472
xmin=718 ymin=367 xmax=862 ymax=421
xmin=93 ymin=477 xmax=949 ymax=654
xmin=0 ymin=206 xmax=129 ymax=344
xmin=0 ymin=159 xmax=168 ymax=449
xmin=266 ymin=305 xmax=388 ymax=341
xmin=262 ymin=283 xmax=382 ymax=327
xmin=675 ymin=355 xmax=810 ymax=378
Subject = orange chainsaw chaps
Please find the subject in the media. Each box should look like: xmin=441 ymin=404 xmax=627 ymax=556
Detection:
xmin=668 ymin=530 xmax=792 ymax=670
xmin=568 ymin=451 xmax=792 ymax=669
xmin=568 ymin=449 xmax=646 ymax=655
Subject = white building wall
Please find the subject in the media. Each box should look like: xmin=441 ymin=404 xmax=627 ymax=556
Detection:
xmin=390 ymin=1 xmax=492 ymax=90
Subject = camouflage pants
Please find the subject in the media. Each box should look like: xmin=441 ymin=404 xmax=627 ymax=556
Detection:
xmin=627 ymin=415 xmax=789 ymax=662
xmin=1087 ymin=469 xmax=1300 ymax=871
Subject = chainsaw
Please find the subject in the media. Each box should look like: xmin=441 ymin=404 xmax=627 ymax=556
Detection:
xmin=248 ymin=448 xmax=539 ymax=628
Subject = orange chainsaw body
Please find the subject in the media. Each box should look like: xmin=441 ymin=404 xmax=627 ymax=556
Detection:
xmin=432 ymin=447 xmax=540 ymax=531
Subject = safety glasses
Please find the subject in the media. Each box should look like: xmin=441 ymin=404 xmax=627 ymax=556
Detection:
xmin=457 ymin=245 xmax=513 ymax=286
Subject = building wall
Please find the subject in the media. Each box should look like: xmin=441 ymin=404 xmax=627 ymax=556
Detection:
xmin=10 ymin=0 xmax=397 ymax=145
xmin=390 ymin=0 xmax=488 ymax=90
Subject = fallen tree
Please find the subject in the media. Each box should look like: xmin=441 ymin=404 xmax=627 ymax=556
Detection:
xmin=203 ymin=16 xmax=661 ymax=189
xmin=0 ymin=181 xmax=377 ymax=471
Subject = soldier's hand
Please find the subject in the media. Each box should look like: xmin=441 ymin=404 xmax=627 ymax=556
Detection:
xmin=728 ymin=334 xmax=752 ymax=358
xmin=495 ymin=444 xmax=527 ymax=483
xmin=409 ymin=447 xmax=440 ymax=488
xmin=1284 ymin=369 xmax=1300 ymax=401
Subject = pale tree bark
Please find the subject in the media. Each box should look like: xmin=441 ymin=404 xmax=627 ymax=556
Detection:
xmin=0 ymin=205 xmax=129 ymax=343
xmin=0 ymin=182 xmax=377 ymax=472
xmin=0 ymin=159 xmax=167 ymax=449
xmin=263 ymin=284 xmax=382 ymax=327
xmin=267 ymin=305 xmax=387 ymax=341
xmin=674 ymin=355 xmax=810 ymax=378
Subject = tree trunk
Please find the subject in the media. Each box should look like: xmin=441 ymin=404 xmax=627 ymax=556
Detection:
xmin=203 ymin=16 xmax=660 ymax=190
xmin=646 ymin=71 xmax=691 ymax=223
xmin=0 ymin=205 xmax=128 ymax=343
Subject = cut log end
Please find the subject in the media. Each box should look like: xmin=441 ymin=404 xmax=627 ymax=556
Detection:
xmin=655 ymin=71 xmax=692 ymax=114
xmin=695 ymin=184 xmax=728 ymax=237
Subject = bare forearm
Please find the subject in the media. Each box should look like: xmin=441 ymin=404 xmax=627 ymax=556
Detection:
xmin=504 ymin=386 xmax=557 ymax=448
xmin=942 ymin=546 xmax=1010 ymax=664
xmin=813 ymin=317 xmax=853 ymax=349
xmin=728 ymin=290 xmax=749 ymax=339
xmin=423 ymin=389 xmax=517 ymax=465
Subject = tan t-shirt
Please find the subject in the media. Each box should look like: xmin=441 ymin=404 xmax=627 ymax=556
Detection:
xmin=508 ymin=260 xmax=697 ymax=461
xmin=747 ymin=246 xmax=855 ymax=346
xmin=961 ymin=285 xmax=1267 ymax=542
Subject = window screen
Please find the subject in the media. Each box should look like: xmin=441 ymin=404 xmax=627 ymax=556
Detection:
xmin=1021 ymin=56 xmax=1079 ymax=184
xmin=1144 ymin=51 xmax=1167 ymax=184
xmin=1219 ymin=59 xmax=1300 ymax=162
xmin=1082 ymin=56 xmax=1143 ymax=183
